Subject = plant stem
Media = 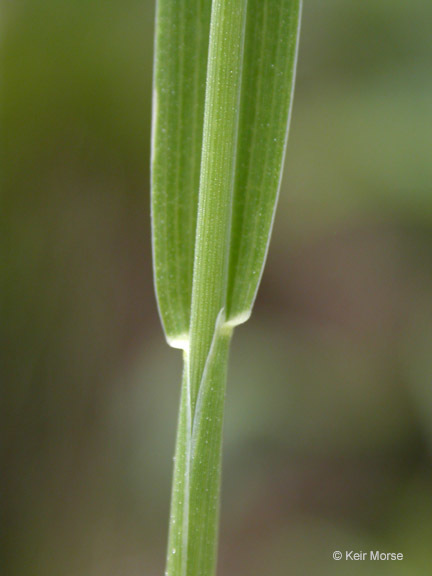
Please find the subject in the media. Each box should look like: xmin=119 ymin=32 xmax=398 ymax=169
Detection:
xmin=166 ymin=2 xmax=248 ymax=575
xmin=166 ymin=329 xmax=232 ymax=576
xmin=189 ymin=0 xmax=247 ymax=410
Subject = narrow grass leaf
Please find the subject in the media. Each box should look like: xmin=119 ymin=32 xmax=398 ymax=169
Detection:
xmin=151 ymin=0 xmax=211 ymax=345
xmin=227 ymin=0 xmax=302 ymax=323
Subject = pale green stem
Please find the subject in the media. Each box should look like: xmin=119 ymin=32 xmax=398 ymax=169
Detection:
xmin=189 ymin=0 xmax=248 ymax=412
xmin=166 ymin=330 xmax=232 ymax=576
xmin=166 ymin=2 xmax=248 ymax=576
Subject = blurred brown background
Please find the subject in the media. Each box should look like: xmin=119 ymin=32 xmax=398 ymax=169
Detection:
xmin=3 ymin=1 xmax=432 ymax=574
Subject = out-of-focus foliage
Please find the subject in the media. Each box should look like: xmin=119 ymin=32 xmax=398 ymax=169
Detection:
xmin=2 ymin=1 xmax=432 ymax=575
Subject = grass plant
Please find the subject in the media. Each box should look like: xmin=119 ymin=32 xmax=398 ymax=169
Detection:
xmin=151 ymin=1 xmax=302 ymax=574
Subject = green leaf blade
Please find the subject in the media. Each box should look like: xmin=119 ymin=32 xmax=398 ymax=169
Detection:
xmin=226 ymin=0 xmax=302 ymax=323
xmin=152 ymin=0 xmax=211 ymax=345
xmin=152 ymin=0 xmax=302 ymax=338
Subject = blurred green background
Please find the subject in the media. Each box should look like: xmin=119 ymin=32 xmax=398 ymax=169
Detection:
xmin=3 ymin=1 xmax=432 ymax=574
